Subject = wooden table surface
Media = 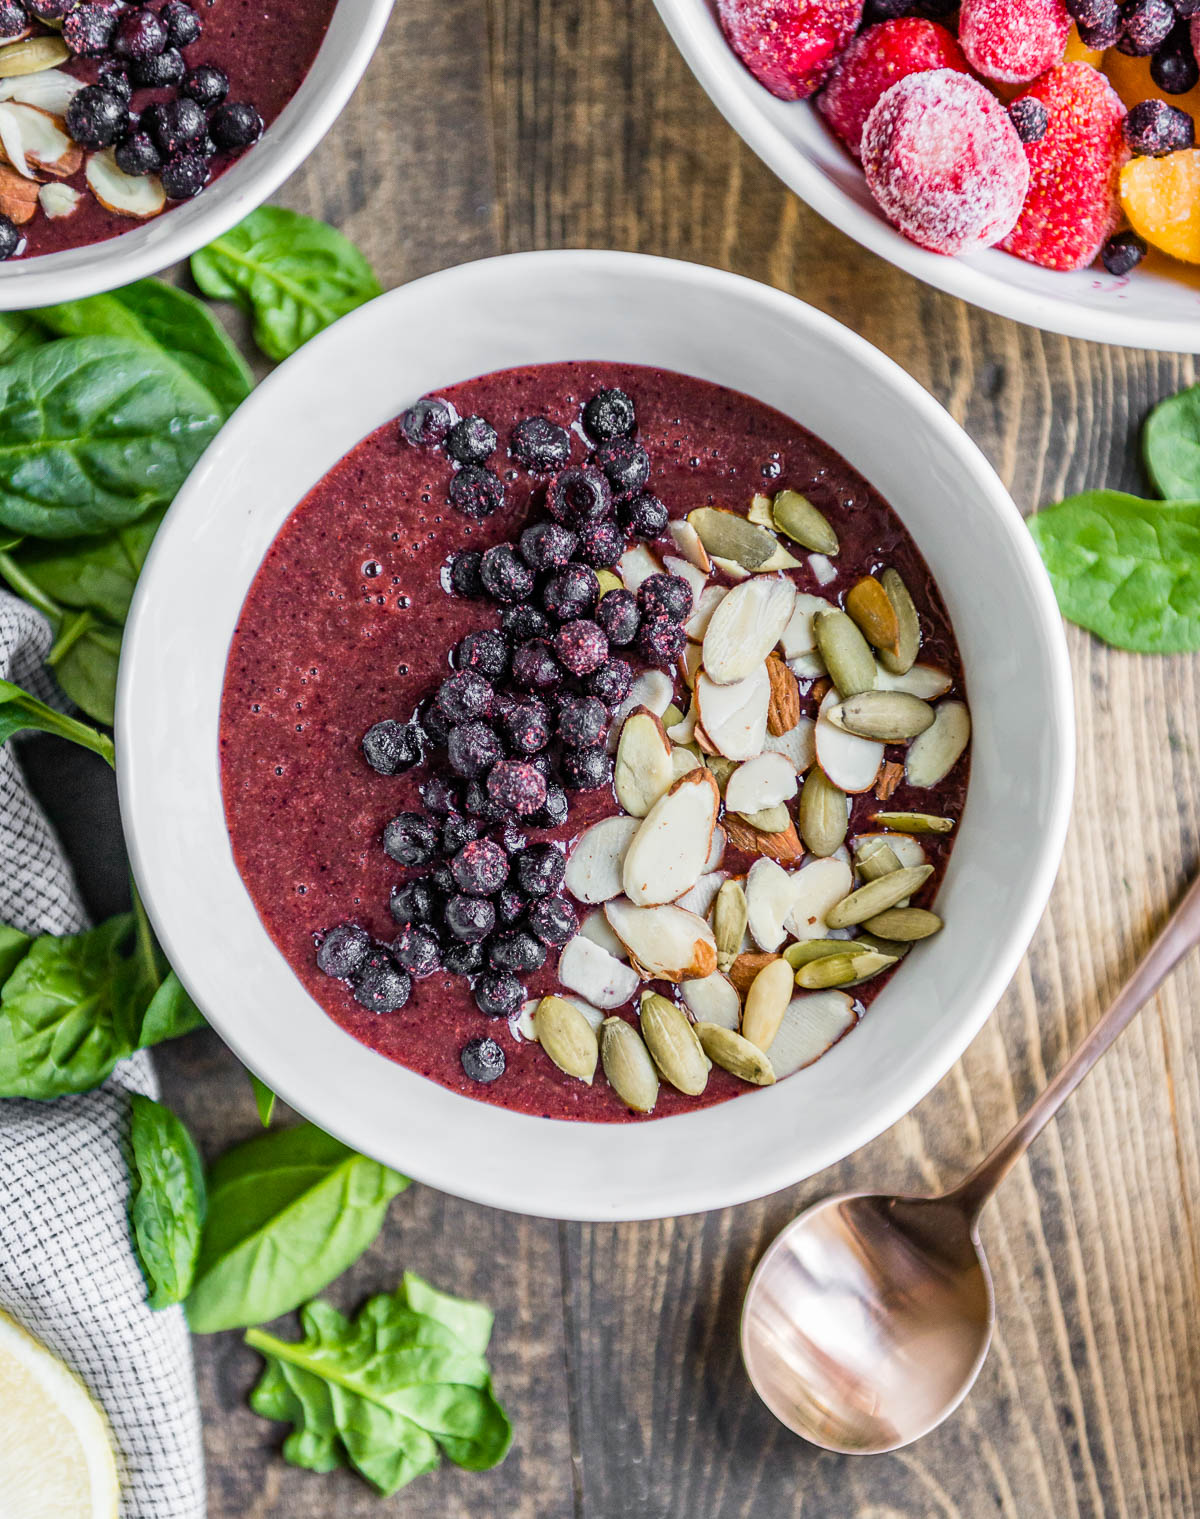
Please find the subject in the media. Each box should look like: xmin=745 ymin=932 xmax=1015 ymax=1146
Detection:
xmin=54 ymin=2 xmax=1200 ymax=1514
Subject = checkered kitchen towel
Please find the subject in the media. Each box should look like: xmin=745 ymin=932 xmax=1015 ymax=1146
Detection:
xmin=0 ymin=592 xmax=206 ymax=1518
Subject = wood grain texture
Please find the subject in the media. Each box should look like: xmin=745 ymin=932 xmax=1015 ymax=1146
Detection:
xmin=145 ymin=0 xmax=1200 ymax=1513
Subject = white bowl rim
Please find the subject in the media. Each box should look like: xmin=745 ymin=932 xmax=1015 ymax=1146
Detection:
xmin=651 ymin=0 xmax=1200 ymax=353
xmin=0 ymin=0 xmax=394 ymax=308
xmin=118 ymin=248 xmax=1075 ymax=1219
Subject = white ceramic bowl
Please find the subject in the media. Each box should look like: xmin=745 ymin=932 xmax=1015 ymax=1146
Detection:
xmin=118 ymin=250 xmax=1074 ymax=1220
xmin=0 ymin=0 xmax=393 ymax=308
xmin=652 ymin=0 xmax=1200 ymax=351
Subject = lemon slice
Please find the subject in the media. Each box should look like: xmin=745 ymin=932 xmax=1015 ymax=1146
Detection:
xmin=0 ymin=1307 xmax=119 ymax=1519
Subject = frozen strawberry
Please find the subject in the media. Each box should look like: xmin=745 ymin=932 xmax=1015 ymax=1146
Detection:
xmin=1000 ymin=62 xmax=1128 ymax=271
xmin=861 ymin=70 xmax=1030 ymax=255
xmin=818 ymin=18 xmax=971 ymax=159
xmin=718 ymin=0 xmax=863 ymax=102
xmin=958 ymin=0 xmax=1072 ymax=85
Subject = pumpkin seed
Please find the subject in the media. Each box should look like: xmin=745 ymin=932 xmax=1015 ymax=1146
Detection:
xmin=713 ymin=879 xmax=748 ymax=973
xmin=639 ymin=992 xmax=710 ymax=1095
xmin=704 ymin=754 xmax=738 ymax=794
xmin=534 ymin=995 xmax=599 ymax=1083
xmin=855 ymin=839 xmax=903 ymax=881
xmin=662 ymin=702 xmax=684 ymax=731
xmin=783 ymin=938 xmax=857 ymax=969
xmin=0 ymin=35 xmax=69 ymax=76
xmin=600 ymin=1017 xmax=659 ymax=1113
xmin=741 ymin=956 xmax=794 ymax=1051
xmin=905 ymin=701 xmax=971 ymax=788
xmin=813 ymin=609 xmax=876 ymax=697
xmin=794 ymin=949 xmax=897 ymax=989
xmin=748 ymin=493 xmax=775 ymax=527
xmin=738 ymin=803 xmax=791 ymax=833
xmin=845 ymin=575 xmax=900 ymax=655
xmin=826 ymin=689 xmax=935 ymax=742
xmin=862 ymin=907 xmax=944 ymax=941
xmin=686 ymin=507 xmax=795 ymax=571
xmin=798 ymin=766 xmax=847 ymax=857
xmin=872 ymin=810 xmax=955 ymax=835
xmin=856 ymin=930 xmax=912 ymax=958
xmin=771 ymin=490 xmax=839 ymax=556
xmin=825 ymin=864 xmax=933 ymax=928
xmin=595 ymin=568 xmax=623 ymax=597
xmin=877 ymin=568 xmax=920 ymax=675
xmin=695 ymin=1022 xmax=776 ymax=1085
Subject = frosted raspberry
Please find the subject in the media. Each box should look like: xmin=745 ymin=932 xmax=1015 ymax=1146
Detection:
xmin=718 ymin=0 xmax=863 ymax=102
xmin=861 ymin=71 xmax=1030 ymax=255
xmin=818 ymin=19 xmax=970 ymax=159
xmin=1001 ymin=62 xmax=1128 ymax=271
xmin=958 ymin=0 xmax=1072 ymax=85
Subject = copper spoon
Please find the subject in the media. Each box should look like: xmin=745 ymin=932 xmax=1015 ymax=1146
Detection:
xmin=740 ymin=870 xmax=1200 ymax=1455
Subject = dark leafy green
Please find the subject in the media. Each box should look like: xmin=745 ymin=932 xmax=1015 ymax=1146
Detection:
xmin=0 ymin=335 xmax=222 ymax=538
xmin=137 ymin=970 xmax=205 ymax=1046
xmin=1028 ymin=491 xmax=1200 ymax=654
xmin=128 ymin=1093 xmax=207 ymax=1309
xmin=245 ymin=1275 xmax=511 ymax=1495
xmin=0 ymin=676 xmax=114 ymax=764
xmin=248 ymin=1070 xmax=277 ymax=1127
xmin=0 ymin=923 xmax=31 ymax=983
xmin=190 ymin=208 xmax=381 ymax=362
xmin=186 ymin=1124 xmax=409 ymax=1333
xmin=0 ymin=312 xmax=48 ymax=363
xmin=1143 ymin=383 xmax=1200 ymax=501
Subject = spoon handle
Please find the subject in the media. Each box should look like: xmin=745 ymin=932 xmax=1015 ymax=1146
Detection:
xmin=948 ymin=869 xmax=1200 ymax=1220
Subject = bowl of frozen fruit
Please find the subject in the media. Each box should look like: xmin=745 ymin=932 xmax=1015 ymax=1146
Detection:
xmin=652 ymin=0 xmax=1200 ymax=351
xmin=118 ymin=249 xmax=1073 ymax=1219
xmin=0 ymin=0 xmax=392 ymax=304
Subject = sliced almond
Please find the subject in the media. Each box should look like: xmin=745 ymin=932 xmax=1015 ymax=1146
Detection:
xmin=0 ymin=101 xmax=78 ymax=178
xmin=617 ymin=543 xmax=662 ymax=593
xmin=744 ymin=857 xmax=799 ymax=952
xmin=680 ymin=640 xmax=704 ymax=688
xmin=685 ymin=583 xmax=727 ymax=642
xmin=670 ymin=742 xmax=702 ymax=781
xmin=86 ymin=149 xmax=165 ymax=219
xmin=534 ymin=995 xmax=599 ymax=1084
xmin=808 ymin=553 xmax=838 ymax=587
xmin=815 ymin=688 xmax=883 ymax=794
xmin=37 ymin=179 xmax=77 ymax=217
xmin=557 ymin=934 xmax=642 ymax=1009
xmin=600 ymin=1017 xmax=659 ymax=1114
xmin=875 ymin=759 xmax=904 ymax=802
xmin=693 ymin=664 xmax=770 ymax=761
xmin=784 ymin=856 xmax=854 ymax=940
xmin=513 ymin=997 xmax=540 ymax=1042
xmin=687 ymin=507 xmax=799 ymax=572
xmin=711 ymin=555 xmax=750 ymax=581
xmin=905 ymin=700 xmax=971 ymax=788
xmin=728 ymin=951 xmax=780 ymax=995
xmin=694 ymin=1022 xmax=776 ymax=1085
xmin=875 ymin=662 xmax=953 ymax=700
xmin=747 ymin=493 xmax=774 ymax=526
xmin=0 ymin=67 xmax=82 ymax=114
xmin=578 ymin=907 xmax=629 ymax=959
xmin=787 ymin=651 xmax=828 ymax=681
xmin=722 ymin=812 xmax=804 ymax=863
xmin=606 ymin=668 xmax=675 ymax=753
xmin=769 ymin=992 xmax=857 ymax=1079
xmin=663 ymin=553 xmax=708 ymax=613
xmin=622 ymin=767 xmax=720 ymax=906
xmin=852 ymin=832 xmax=927 ymax=873
xmin=725 ymin=751 xmax=799 ymax=815
xmin=778 ymin=591 xmax=831 ymax=660
xmin=702 ymin=576 xmax=797 ymax=685
xmin=704 ymin=824 xmax=726 ymax=874
xmin=680 ymin=971 xmax=741 ymax=1029
xmin=0 ymin=161 xmax=36 ymax=222
xmin=604 ymin=899 xmax=718 ymax=982
xmin=639 ymin=991 xmax=710 ymax=1096
xmin=564 ymin=815 xmax=641 ymax=904
xmin=741 ymin=955 xmax=795 ymax=1052
xmin=614 ymin=706 xmax=674 ymax=817
xmin=669 ymin=517 xmax=712 ymax=572
xmin=675 ymin=866 xmax=727 ymax=920
xmin=763 ymin=716 xmax=816 ymax=774
xmin=765 ymin=653 xmax=801 ymax=735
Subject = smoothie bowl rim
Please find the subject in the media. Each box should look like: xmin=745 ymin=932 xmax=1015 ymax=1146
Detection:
xmin=117 ymin=248 xmax=1075 ymax=1220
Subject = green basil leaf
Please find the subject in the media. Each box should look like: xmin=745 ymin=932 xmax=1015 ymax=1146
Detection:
xmin=128 ymin=1093 xmax=207 ymax=1309
xmin=0 ymin=335 xmax=222 ymax=539
xmin=186 ymin=1123 xmax=409 ymax=1333
xmin=0 ymin=676 xmax=114 ymax=764
xmin=0 ymin=922 xmax=31 ymax=982
xmin=137 ymin=969 xmax=206 ymax=1046
xmin=191 ymin=208 xmax=381 ymax=362
xmin=248 ymin=1070 xmax=277 ymax=1126
xmin=1143 ymin=383 xmax=1200 ymax=500
xmin=1028 ymin=491 xmax=1200 ymax=653
xmin=35 ymin=280 xmax=252 ymax=420
xmin=50 ymin=618 xmax=122 ymax=726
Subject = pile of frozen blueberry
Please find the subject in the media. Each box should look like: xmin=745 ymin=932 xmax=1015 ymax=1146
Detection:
xmin=315 ymin=386 xmax=695 ymax=1085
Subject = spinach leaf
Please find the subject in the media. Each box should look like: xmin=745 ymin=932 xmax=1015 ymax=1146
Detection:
xmin=49 ymin=617 xmax=122 ymax=726
xmin=0 ymin=922 xmax=31 ymax=982
xmin=0 ymin=312 xmax=48 ymax=363
xmin=1028 ymin=491 xmax=1200 ymax=653
xmin=248 ymin=1071 xmax=277 ymax=1127
xmin=1143 ymin=383 xmax=1200 ymax=500
xmin=137 ymin=970 xmax=205 ymax=1046
xmin=36 ymin=280 xmax=252 ymax=419
xmin=0 ymin=336 xmax=222 ymax=538
xmin=128 ymin=1093 xmax=207 ymax=1309
xmin=245 ymin=1279 xmax=511 ymax=1495
xmin=186 ymin=1123 xmax=408 ymax=1333
xmin=0 ymin=676 xmax=114 ymax=765
xmin=191 ymin=208 xmax=381 ymax=362
xmin=401 ymin=1270 xmax=493 ymax=1355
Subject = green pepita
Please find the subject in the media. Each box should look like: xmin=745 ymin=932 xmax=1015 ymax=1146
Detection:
xmin=738 ymin=803 xmax=791 ymax=833
xmin=905 ymin=701 xmax=971 ymax=788
xmin=798 ymin=765 xmax=847 ymax=857
xmin=877 ymin=568 xmax=921 ymax=675
xmin=854 ymin=839 xmax=903 ymax=881
xmin=825 ymin=864 xmax=934 ymax=929
xmin=861 ymin=907 xmax=944 ymax=941
xmin=639 ymin=992 xmax=709 ymax=1095
xmin=783 ymin=938 xmax=858 ymax=969
xmin=872 ymin=811 xmax=956 ymax=835
xmin=600 ymin=1017 xmax=659 ymax=1114
xmin=813 ymin=609 xmax=876 ymax=698
xmin=712 ymin=879 xmax=748 ymax=973
xmin=771 ymin=489 xmax=839 ymax=556
xmin=826 ymin=689 xmax=935 ymax=742
xmin=534 ymin=996 xmax=599 ymax=1084
xmin=0 ymin=35 xmax=69 ymax=76
xmin=794 ymin=949 xmax=897 ymax=989
xmin=687 ymin=507 xmax=785 ymax=571
xmin=694 ymin=1022 xmax=776 ymax=1085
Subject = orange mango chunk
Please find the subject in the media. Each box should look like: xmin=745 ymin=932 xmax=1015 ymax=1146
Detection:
xmin=1063 ymin=26 xmax=1102 ymax=68
xmin=1103 ymin=48 xmax=1200 ymax=117
xmin=1121 ymin=150 xmax=1200 ymax=263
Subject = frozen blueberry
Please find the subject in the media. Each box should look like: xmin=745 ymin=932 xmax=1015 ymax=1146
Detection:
xmin=492 ymin=886 xmax=523 ymax=927
xmin=489 ymin=930 xmax=546 ymax=973
xmin=583 ymin=387 xmax=635 ymax=441
xmin=0 ymin=0 xmax=27 ymax=38
xmin=465 ymin=779 xmax=509 ymax=822
xmin=553 ymin=619 xmax=608 ymax=677
xmin=446 ymin=414 xmax=497 ymax=466
xmin=638 ymin=573 xmax=692 ymax=622
xmin=436 ymin=670 xmax=495 ymax=723
xmin=97 ymin=60 xmax=133 ymax=99
xmin=474 ymin=971 xmax=523 ymax=1018
xmin=527 ymin=895 xmax=577 ymax=946
xmin=147 ymin=96 xmax=207 ymax=156
xmin=585 ymin=657 xmax=633 ymax=707
xmin=560 ymin=746 xmax=613 ymax=790
xmin=209 ymin=100 xmax=263 ymax=150
xmin=1008 ymin=97 xmax=1048 ymax=145
xmin=498 ymin=695 xmax=551 ymax=755
xmin=390 ymin=925 xmax=441 ymax=977
xmin=595 ymin=588 xmax=640 ymax=646
xmin=519 ymin=520 xmax=577 ymax=571
xmin=65 ymin=86 xmax=127 ymax=148
xmin=445 ymin=893 xmax=496 ymax=944
xmin=447 ymin=719 xmax=503 ymax=778
xmin=1064 ymin=0 xmax=1117 ymax=23
xmin=515 ymin=842 xmax=566 ymax=897
xmin=389 ymin=880 xmax=437 ymax=928
xmin=183 ymin=62 xmax=229 ymax=107
xmin=421 ymin=775 xmax=461 ymax=814
xmin=546 ymin=466 xmax=613 ymax=527
xmin=448 ymin=549 xmax=485 ymax=598
xmin=511 ymin=415 xmax=571 ymax=472
xmin=382 ymin=812 xmax=439 ymax=867
xmin=455 ymin=628 xmax=509 ymax=681
xmin=29 ymin=0 xmax=72 ymax=16
xmin=575 ymin=518 xmax=625 ymax=568
xmin=1118 ymin=0 xmax=1176 ymax=54
xmin=352 ymin=949 xmax=411 ymax=1012
xmin=1125 ymin=97 xmax=1195 ymax=155
xmin=543 ymin=563 xmax=599 ymax=621
xmin=400 ymin=396 xmax=452 ymax=445
xmin=419 ymin=698 xmax=452 ymax=746
xmin=449 ymin=465 xmax=504 ymax=520
xmin=131 ymin=46 xmax=185 ymax=87
xmin=444 ymin=940 xmax=486 ymax=976
xmin=556 ymin=694 xmax=608 ymax=749
xmin=316 ymin=921 xmax=370 ymax=978
xmin=0 ymin=215 xmax=20 ymax=262
xmin=362 ymin=718 xmax=422 ymax=775
xmin=593 ymin=438 xmax=650 ymax=496
xmin=511 ymin=639 xmax=561 ymax=691
xmin=113 ymin=7 xmax=167 ymax=58
xmin=480 ymin=542 xmax=535 ymax=603
xmin=451 ymin=837 xmax=510 ymax=895
xmin=637 ymin=612 xmax=688 ymax=669
xmin=161 ymin=0 xmax=201 ymax=45
xmin=115 ymin=131 xmax=162 ymax=176
xmin=63 ymin=3 xmax=119 ymax=55
xmin=619 ymin=492 xmax=669 ymax=540
xmin=430 ymin=863 xmax=455 ymax=896
xmin=161 ymin=153 xmax=209 ymax=200
xmin=461 ymin=1035 xmax=506 ymax=1080
xmin=501 ymin=604 xmax=551 ymax=642
xmin=485 ymin=759 xmax=547 ymax=816
xmin=442 ymin=813 xmax=479 ymax=855
xmin=1152 ymin=42 xmax=1200 ymax=96
xmin=527 ymin=782 xmax=569 ymax=830
xmin=1078 ymin=12 xmax=1122 ymax=46
xmin=1101 ymin=229 xmax=1148 ymax=275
